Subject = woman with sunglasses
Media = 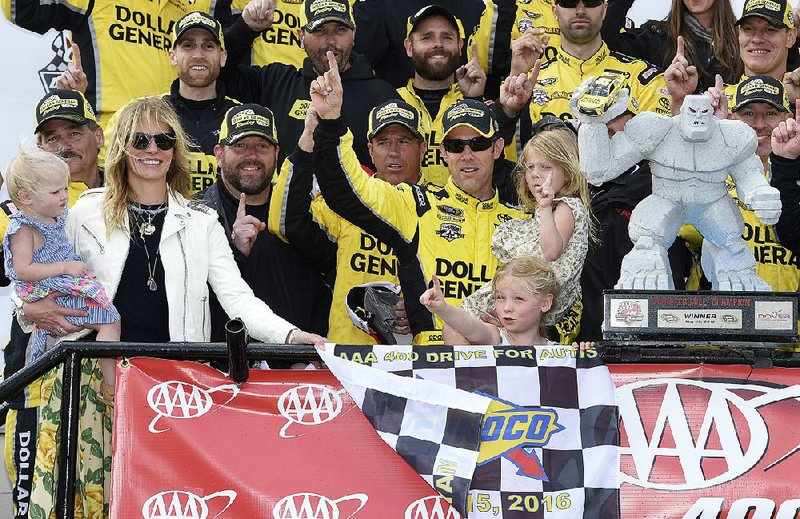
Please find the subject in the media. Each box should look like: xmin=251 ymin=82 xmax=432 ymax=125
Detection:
xmin=27 ymin=96 xmax=325 ymax=518
xmin=601 ymin=0 xmax=741 ymax=92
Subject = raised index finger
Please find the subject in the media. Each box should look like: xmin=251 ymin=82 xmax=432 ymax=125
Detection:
xmin=325 ymin=50 xmax=341 ymax=85
xmin=715 ymin=73 xmax=724 ymax=92
xmin=431 ymin=274 xmax=441 ymax=294
xmin=676 ymin=35 xmax=685 ymax=57
xmin=471 ymin=42 xmax=479 ymax=64
xmin=71 ymin=42 xmax=83 ymax=71
xmin=237 ymin=192 xmax=247 ymax=219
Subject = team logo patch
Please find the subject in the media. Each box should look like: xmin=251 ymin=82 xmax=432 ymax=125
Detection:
xmin=436 ymin=223 xmax=465 ymax=242
xmin=531 ymin=88 xmax=550 ymax=106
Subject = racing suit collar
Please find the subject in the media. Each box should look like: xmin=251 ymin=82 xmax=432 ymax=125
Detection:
xmin=556 ymin=42 xmax=610 ymax=74
xmin=445 ymin=177 xmax=498 ymax=210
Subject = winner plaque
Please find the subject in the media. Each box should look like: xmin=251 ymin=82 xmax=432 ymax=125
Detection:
xmin=603 ymin=290 xmax=799 ymax=342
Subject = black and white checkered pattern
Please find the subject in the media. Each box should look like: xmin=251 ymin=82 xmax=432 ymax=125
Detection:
xmin=322 ymin=345 xmax=619 ymax=518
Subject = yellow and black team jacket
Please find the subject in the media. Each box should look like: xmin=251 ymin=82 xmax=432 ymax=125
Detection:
xmin=231 ymin=0 xmax=355 ymax=69
xmin=728 ymin=164 xmax=800 ymax=292
xmin=269 ymin=148 xmax=396 ymax=344
xmin=0 ymin=180 xmax=95 ymax=408
xmin=312 ymin=118 xmax=527 ymax=344
xmin=397 ymin=81 xmax=465 ymax=187
xmin=469 ymin=0 xmax=561 ymax=81
xmin=163 ymin=81 xmax=239 ymax=195
xmin=521 ymin=43 xmax=671 ymax=145
xmin=2 ymin=0 xmax=231 ymax=127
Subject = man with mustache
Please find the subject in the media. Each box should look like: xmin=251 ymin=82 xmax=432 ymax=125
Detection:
xmin=399 ymin=5 xmax=486 ymax=186
xmin=220 ymin=0 xmax=396 ymax=170
xmin=200 ymin=104 xmax=333 ymax=340
xmin=0 ymin=89 xmax=102 ymax=518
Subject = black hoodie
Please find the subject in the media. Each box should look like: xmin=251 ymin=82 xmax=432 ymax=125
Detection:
xmin=222 ymin=19 xmax=397 ymax=169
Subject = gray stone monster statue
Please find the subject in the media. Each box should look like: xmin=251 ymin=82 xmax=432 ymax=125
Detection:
xmin=571 ymin=85 xmax=781 ymax=291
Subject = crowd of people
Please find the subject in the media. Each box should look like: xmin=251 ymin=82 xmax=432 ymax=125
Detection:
xmin=2 ymin=0 xmax=800 ymax=516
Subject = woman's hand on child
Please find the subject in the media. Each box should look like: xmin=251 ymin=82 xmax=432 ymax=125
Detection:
xmin=571 ymin=341 xmax=596 ymax=351
xmin=533 ymin=171 xmax=554 ymax=208
xmin=23 ymin=292 xmax=87 ymax=336
xmin=63 ymin=261 xmax=89 ymax=277
xmin=419 ymin=275 xmax=446 ymax=313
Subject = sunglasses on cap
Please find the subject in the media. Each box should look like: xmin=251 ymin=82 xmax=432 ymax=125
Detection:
xmin=442 ymin=136 xmax=496 ymax=153
xmin=556 ymin=0 xmax=604 ymax=8
xmin=131 ymin=132 xmax=177 ymax=151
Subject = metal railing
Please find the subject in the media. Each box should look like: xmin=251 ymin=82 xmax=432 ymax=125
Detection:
xmin=1 ymin=340 xmax=799 ymax=516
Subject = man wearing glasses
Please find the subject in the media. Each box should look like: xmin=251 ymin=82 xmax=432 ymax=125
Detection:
xmin=510 ymin=0 xmax=671 ymax=142
xmin=309 ymin=53 xmax=526 ymax=344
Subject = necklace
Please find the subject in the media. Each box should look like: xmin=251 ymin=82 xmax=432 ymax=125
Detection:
xmin=130 ymin=203 xmax=167 ymax=291
xmin=130 ymin=203 xmax=167 ymax=238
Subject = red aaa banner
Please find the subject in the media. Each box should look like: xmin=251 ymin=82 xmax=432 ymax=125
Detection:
xmin=110 ymin=358 xmax=456 ymax=518
xmin=611 ymin=364 xmax=800 ymax=519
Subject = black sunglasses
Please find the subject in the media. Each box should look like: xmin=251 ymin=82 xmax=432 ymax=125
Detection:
xmin=556 ymin=0 xmax=604 ymax=7
xmin=442 ymin=136 xmax=495 ymax=153
xmin=132 ymin=132 xmax=177 ymax=151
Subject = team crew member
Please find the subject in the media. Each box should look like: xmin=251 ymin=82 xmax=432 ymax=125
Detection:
xmin=202 ymin=104 xmax=332 ymax=339
xmin=221 ymin=0 xmax=397 ymax=169
xmin=721 ymin=0 xmax=800 ymax=106
xmin=1 ymin=90 xmax=103 ymax=518
xmin=723 ymin=76 xmax=798 ymax=291
xmin=270 ymin=100 xmax=425 ymax=344
xmin=309 ymin=51 xmax=527 ymax=344
xmin=167 ymin=12 xmax=241 ymax=195
xmin=231 ymin=0 xmax=355 ymax=69
xmin=351 ymin=0 xmax=486 ymax=89
xmin=399 ymin=5 xmax=487 ymax=186
xmin=2 ymin=0 xmax=231 ymax=127
xmin=514 ymin=0 xmax=671 ymax=142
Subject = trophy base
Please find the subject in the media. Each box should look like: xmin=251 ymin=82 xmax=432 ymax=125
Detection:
xmin=603 ymin=290 xmax=799 ymax=344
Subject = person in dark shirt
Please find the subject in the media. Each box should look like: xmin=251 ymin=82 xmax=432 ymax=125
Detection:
xmin=221 ymin=0 xmax=397 ymax=170
xmin=201 ymin=103 xmax=333 ymax=340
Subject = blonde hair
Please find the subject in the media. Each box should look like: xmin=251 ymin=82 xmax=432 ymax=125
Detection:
xmin=492 ymin=255 xmax=559 ymax=300
xmin=516 ymin=128 xmax=596 ymax=243
xmin=103 ymin=97 xmax=191 ymax=235
xmin=5 ymin=145 xmax=69 ymax=208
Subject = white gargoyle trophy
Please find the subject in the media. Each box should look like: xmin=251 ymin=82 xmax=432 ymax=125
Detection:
xmin=571 ymin=82 xmax=781 ymax=291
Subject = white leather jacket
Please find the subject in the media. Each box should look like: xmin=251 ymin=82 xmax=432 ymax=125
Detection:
xmin=64 ymin=188 xmax=296 ymax=343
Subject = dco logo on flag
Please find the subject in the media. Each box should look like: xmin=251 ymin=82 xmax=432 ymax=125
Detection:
xmin=141 ymin=490 xmax=237 ymax=519
xmin=278 ymin=384 xmax=343 ymax=438
xmin=617 ymin=378 xmax=800 ymax=490
xmin=147 ymin=381 xmax=239 ymax=433
xmin=404 ymin=496 xmax=459 ymax=519
xmin=272 ymin=492 xmax=368 ymax=519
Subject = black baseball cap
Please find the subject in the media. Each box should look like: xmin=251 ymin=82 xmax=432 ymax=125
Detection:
xmin=406 ymin=5 xmax=465 ymax=39
xmin=218 ymin=104 xmax=279 ymax=146
xmin=732 ymin=75 xmax=791 ymax=113
xmin=441 ymin=99 xmax=498 ymax=139
xmin=367 ymin=100 xmax=424 ymax=141
xmin=35 ymin=89 xmax=97 ymax=133
xmin=302 ymin=0 xmax=355 ymax=31
xmin=173 ymin=11 xmax=225 ymax=49
xmin=736 ymin=0 xmax=794 ymax=29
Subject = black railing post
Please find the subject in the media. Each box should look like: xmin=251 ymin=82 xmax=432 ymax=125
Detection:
xmin=56 ymin=352 xmax=82 ymax=518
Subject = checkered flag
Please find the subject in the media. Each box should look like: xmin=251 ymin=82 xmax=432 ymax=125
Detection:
xmin=322 ymin=345 xmax=620 ymax=518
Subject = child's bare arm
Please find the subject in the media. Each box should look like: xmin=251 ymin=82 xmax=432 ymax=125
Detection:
xmin=9 ymin=225 xmax=88 ymax=282
xmin=538 ymin=198 xmax=575 ymax=261
xmin=420 ymin=276 xmax=500 ymax=345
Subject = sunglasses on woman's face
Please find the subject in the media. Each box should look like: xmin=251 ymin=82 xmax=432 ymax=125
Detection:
xmin=556 ymin=0 xmax=604 ymax=8
xmin=441 ymin=136 xmax=496 ymax=153
xmin=131 ymin=132 xmax=177 ymax=151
